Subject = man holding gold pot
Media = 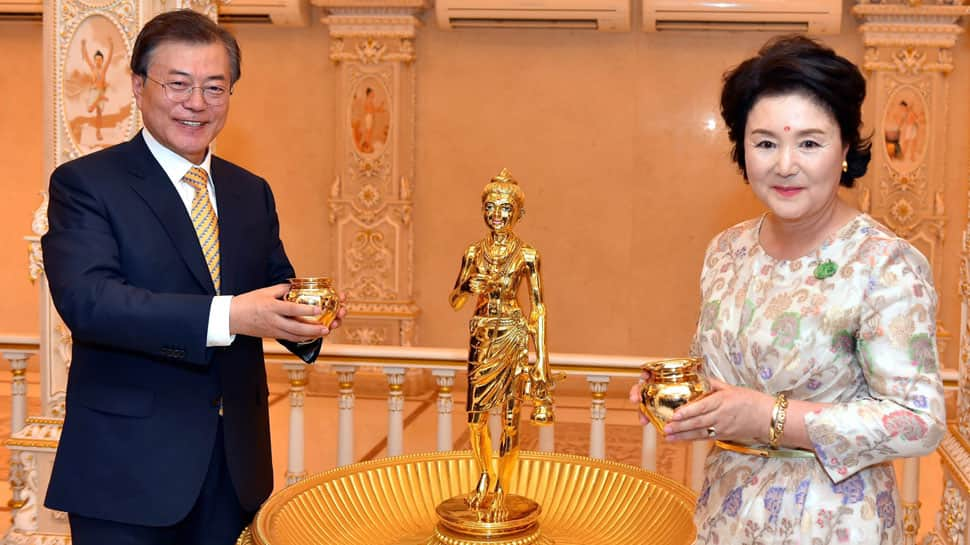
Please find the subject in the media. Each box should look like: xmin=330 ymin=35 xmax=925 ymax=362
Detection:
xmin=41 ymin=10 xmax=342 ymax=545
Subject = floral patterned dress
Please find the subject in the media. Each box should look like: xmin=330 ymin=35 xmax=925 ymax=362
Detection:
xmin=691 ymin=214 xmax=945 ymax=545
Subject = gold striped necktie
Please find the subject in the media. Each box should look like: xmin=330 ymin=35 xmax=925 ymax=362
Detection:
xmin=182 ymin=166 xmax=221 ymax=294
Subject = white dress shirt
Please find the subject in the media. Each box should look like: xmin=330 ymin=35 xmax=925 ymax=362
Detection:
xmin=142 ymin=128 xmax=234 ymax=347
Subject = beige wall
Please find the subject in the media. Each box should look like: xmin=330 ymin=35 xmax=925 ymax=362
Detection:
xmin=1 ymin=4 xmax=966 ymax=368
xmin=0 ymin=22 xmax=43 ymax=337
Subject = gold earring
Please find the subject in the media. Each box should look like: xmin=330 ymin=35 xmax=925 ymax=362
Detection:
xmin=842 ymin=160 xmax=848 ymax=173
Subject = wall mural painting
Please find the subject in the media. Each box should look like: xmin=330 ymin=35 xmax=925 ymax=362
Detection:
xmin=350 ymin=77 xmax=390 ymax=157
xmin=883 ymin=85 xmax=928 ymax=173
xmin=63 ymin=15 xmax=131 ymax=153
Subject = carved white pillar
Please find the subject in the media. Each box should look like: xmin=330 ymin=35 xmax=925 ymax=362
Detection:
xmin=432 ymin=369 xmax=455 ymax=452
xmin=4 ymin=351 xmax=30 ymax=436
xmin=5 ymin=350 xmax=31 ymax=513
xmin=384 ymin=366 xmax=405 ymax=457
xmin=7 ymin=419 xmax=66 ymax=539
xmin=316 ymin=1 xmax=429 ymax=347
xmin=852 ymin=3 xmax=970 ymax=543
xmin=335 ymin=365 xmax=357 ymax=466
xmin=284 ymin=363 xmax=308 ymax=485
xmin=641 ymin=423 xmax=657 ymax=472
xmin=853 ymin=0 xmax=970 ymax=358
xmin=8 ymin=450 xmax=26 ymax=514
xmin=587 ymin=375 xmax=609 ymax=460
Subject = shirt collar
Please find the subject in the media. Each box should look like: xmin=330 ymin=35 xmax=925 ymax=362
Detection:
xmin=142 ymin=128 xmax=213 ymax=184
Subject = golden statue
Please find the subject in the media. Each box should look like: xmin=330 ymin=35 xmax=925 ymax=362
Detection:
xmin=448 ymin=168 xmax=556 ymax=516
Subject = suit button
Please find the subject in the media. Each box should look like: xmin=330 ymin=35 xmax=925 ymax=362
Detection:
xmin=212 ymin=397 xmax=222 ymax=408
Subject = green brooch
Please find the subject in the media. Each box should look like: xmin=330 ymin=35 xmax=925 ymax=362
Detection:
xmin=814 ymin=260 xmax=838 ymax=280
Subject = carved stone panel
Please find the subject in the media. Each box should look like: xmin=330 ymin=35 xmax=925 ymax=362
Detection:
xmin=852 ymin=1 xmax=970 ymax=358
xmin=319 ymin=4 xmax=428 ymax=345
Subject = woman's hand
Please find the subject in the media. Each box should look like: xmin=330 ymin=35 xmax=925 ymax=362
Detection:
xmin=663 ymin=378 xmax=774 ymax=443
xmin=629 ymin=369 xmax=651 ymax=426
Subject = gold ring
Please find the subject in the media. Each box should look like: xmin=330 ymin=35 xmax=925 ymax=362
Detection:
xmin=706 ymin=426 xmax=716 ymax=439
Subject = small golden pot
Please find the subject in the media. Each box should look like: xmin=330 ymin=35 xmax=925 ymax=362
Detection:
xmin=285 ymin=277 xmax=339 ymax=327
xmin=639 ymin=357 xmax=710 ymax=435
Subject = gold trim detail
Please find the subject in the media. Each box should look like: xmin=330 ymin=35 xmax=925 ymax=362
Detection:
xmin=715 ymin=440 xmax=816 ymax=459
xmin=5 ymin=438 xmax=59 ymax=449
xmin=25 ymin=416 xmax=64 ymax=425
xmin=429 ymin=525 xmax=552 ymax=545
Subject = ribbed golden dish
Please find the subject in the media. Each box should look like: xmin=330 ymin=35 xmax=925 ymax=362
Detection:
xmin=240 ymin=451 xmax=696 ymax=545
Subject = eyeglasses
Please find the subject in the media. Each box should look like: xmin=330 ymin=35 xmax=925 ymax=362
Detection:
xmin=144 ymin=75 xmax=232 ymax=106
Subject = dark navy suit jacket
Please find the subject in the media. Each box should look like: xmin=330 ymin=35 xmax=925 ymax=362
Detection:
xmin=42 ymin=133 xmax=319 ymax=525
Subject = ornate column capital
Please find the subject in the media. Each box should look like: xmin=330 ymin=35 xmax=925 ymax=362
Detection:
xmin=316 ymin=0 xmax=430 ymax=61
xmin=852 ymin=1 xmax=970 ymax=73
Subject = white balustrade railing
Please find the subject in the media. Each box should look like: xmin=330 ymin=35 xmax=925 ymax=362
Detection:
xmin=0 ymin=335 xmax=960 ymax=536
xmin=0 ymin=336 xmax=40 ymax=514
xmin=283 ymin=363 xmax=308 ymax=485
xmin=432 ymin=369 xmax=455 ymax=452
xmin=261 ymin=342 xmax=659 ymax=472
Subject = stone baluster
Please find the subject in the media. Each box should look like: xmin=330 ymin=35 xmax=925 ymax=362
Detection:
xmin=284 ymin=363 xmax=308 ymax=485
xmin=900 ymin=457 xmax=921 ymax=545
xmin=385 ymin=367 xmax=406 ymax=457
xmin=335 ymin=365 xmax=357 ymax=467
xmin=432 ymin=369 xmax=455 ymax=452
xmin=4 ymin=351 xmax=30 ymax=512
xmin=5 ymin=352 xmax=30 ymax=436
xmin=587 ymin=375 xmax=609 ymax=460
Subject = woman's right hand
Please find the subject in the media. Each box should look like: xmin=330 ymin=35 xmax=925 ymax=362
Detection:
xmin=629 ymin=369 xmax=651 ymax=425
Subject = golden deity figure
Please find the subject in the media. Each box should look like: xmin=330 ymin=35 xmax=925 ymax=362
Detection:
xmin=448 ymin=168 xmax=556 ymax=519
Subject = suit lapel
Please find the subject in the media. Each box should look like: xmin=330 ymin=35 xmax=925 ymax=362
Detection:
xmin=122 ymin=133 xmax=216 ymax=294
xmin=211 ymin=157 xmax=242 ymax=296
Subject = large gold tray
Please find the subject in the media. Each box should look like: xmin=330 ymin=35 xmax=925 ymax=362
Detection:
xmin=240 ymin=450 xmax=696 ymax=545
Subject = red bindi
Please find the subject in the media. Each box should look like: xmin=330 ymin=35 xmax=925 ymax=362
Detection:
xmin=784 ymin=126 xmax=791 ymax=132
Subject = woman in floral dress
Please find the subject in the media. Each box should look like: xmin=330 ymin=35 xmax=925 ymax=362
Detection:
xmin=662 ymin=36 xmax=946 ymax=544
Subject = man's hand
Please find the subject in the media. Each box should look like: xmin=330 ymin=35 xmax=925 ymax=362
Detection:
xmin=229 ymin=284 xmax=330 ymax=342
xmin=329 ymin=293 xmax=348 ymax=330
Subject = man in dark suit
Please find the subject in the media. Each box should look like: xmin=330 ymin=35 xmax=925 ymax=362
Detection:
xmin=41 ymin=10 xmax=339 ymax=545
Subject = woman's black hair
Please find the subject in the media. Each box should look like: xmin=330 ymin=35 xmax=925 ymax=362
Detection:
xmin=720 ymin=35 xmax=871 ymax=187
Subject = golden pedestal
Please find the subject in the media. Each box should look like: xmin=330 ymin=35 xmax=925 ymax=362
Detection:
xmin=431 ymin=494 xmax=548 ymax=545
xmin=238 ymin=451 xmax=696 ymax=545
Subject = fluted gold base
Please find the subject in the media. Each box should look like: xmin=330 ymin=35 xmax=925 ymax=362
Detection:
xmin=428 ymin=524 xmax=552 ymax=545
xmin=434 ymin=494 xmax=542 ymax=543
xmin=241 ymin=451 xmax=696 ymax=545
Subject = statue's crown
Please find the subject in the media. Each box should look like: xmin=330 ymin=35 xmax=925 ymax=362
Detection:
xmin=491 ymin=168 xmax=518 ymax=185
